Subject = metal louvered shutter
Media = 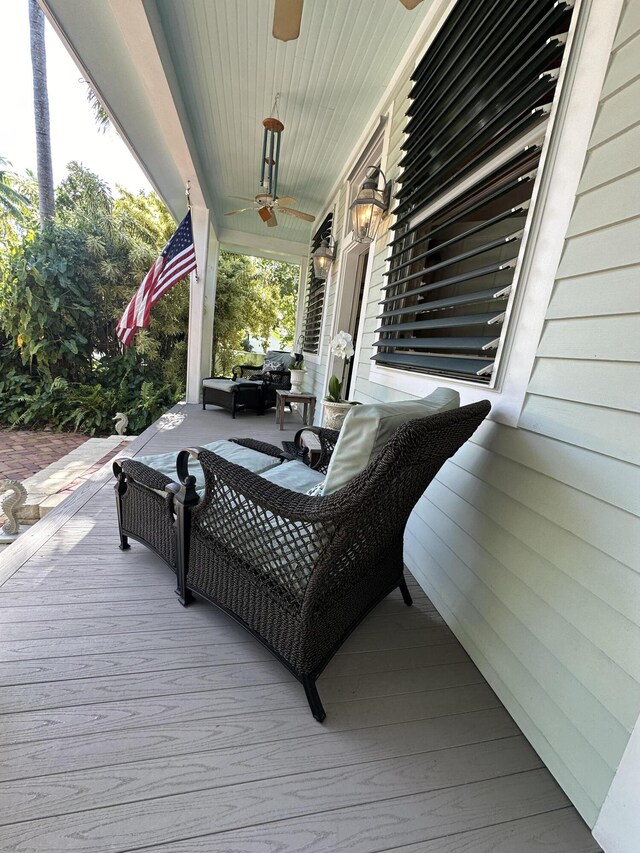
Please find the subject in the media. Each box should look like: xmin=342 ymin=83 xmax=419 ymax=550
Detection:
xmin=302 ymin=213 xmax=333 ymax=355
xmin=373 ymin=0 xmax=575 ymax=382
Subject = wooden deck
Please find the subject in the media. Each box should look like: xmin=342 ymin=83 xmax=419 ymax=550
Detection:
xmin=0 ymin=404 xmax=600 ymax=852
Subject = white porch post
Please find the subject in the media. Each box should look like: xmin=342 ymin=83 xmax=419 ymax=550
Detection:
xmin=185 ymin=206 xmax=214 ymax=404
xmin=199 ymin=225 xmax=219 ymax=386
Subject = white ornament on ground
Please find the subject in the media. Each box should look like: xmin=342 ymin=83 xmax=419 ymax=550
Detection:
xmin=113 ymin=412 xmax=129 ymax=436
xmin=0 ymin=479 xmax=29 ymax=540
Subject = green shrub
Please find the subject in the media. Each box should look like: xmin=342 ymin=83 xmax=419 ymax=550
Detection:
xmin=0 ymin=164 xmax=188 ymax=435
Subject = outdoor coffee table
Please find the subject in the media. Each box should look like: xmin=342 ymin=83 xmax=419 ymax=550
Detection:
xmin=275 ymin=390 xmax=316 ymax=430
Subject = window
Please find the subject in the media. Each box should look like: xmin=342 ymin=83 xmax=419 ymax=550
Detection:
xmin=301 ymin=212 xmax=333 ymax=355
xmin=373 ymin=0 xmax=575 ymax=383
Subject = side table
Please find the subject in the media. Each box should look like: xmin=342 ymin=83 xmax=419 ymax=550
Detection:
xmin=275 ymin=390 xmax=316 ymax=430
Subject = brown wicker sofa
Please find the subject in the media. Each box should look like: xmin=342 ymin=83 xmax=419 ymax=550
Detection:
xmin=113 ymin=399 xmax=490 ymax=720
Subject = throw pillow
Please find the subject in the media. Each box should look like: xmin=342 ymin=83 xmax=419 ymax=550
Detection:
xmin=323 ymin=387 xmax=460 ymax=495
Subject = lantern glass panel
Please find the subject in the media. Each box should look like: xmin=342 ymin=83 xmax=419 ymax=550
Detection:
xmin=350 ymin=188 xmax=385 ymax=242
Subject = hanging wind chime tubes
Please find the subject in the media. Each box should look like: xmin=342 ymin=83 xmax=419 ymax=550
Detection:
xmin=260 ymin=117 xmax=285 ymax=214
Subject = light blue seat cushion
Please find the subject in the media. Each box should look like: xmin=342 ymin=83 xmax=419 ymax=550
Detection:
xmin=136 ymin=439 xmax=281 ymax=493
xmin=259 ymin=460 xmax=325 ymax=493
xmin=323 ymin=387 xmax=460 ymax=495
xmin=202 ymin=378 xmax=257 ymax=391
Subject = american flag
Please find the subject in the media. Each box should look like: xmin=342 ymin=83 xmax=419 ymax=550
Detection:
xmin=116 ymin=210 xmax=197 ymax=347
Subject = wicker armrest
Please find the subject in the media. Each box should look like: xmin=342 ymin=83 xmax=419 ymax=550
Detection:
xmin=292 ymin=426 xmax=340 ymax=473
xmin=263 ymin=369 xmax=291 ymax=389
xmin=229 ymin=437 xmax=285 ymax=459
xmin=233 ymin=364 xmax=265 ymax=380
xmin=113 ymin=457 xmax=177 ymax=493
xmin=178 ymin=447 xmax=357 ymax=522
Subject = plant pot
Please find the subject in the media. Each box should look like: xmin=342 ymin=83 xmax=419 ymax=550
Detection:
xmin=321 ymin=400 xmax=352 ymax=430
xmin=289 ymin=369 xmax=306 ymax=394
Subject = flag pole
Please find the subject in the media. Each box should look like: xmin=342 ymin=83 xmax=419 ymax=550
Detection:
xmin=185 ymin=180 xmax=199 ymax=282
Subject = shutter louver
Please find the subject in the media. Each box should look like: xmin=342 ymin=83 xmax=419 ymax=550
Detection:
xmin=373 ymin=0 xmax=575 ymax=382
xmin=301 ymin=213 xmax=333 ymax=355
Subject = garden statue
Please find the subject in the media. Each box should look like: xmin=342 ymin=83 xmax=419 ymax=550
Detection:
xmin=113 ymin=412 xmax=129 ymax=436
xmin=0 ymin=480 xmax=28 ymax=537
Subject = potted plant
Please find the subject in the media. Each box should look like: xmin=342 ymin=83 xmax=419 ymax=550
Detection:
xmin=289 ymin=355 xmax=306 ymax=393
xmin=322 ymin=331 xmax=359 ymax=429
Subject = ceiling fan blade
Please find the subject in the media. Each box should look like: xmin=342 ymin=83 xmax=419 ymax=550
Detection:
xmin=229 ymin=196 xmax=258 ymax=203
xmin=279 ymin=207 xmax=315 ymax=222
xmin=398 ymin=0 xmax=424 ymax=8
xmin=273 ymin=0 xmax=303 ymax=41
xmin=274 ymin=196 xmax=297 ymax=207
xmin=266 ymin=212 xmax=278 ymax=228
xmin=224 ymin=208 xmax=255 ymax=215
xmin=257 ymin=206 xmax=273 ymax=223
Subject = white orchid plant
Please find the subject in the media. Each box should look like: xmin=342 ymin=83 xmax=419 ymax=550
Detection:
xmin=325 ymin=331 xmax=356 ymax=403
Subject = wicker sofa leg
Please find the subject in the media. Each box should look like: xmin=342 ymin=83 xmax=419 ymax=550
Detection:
xmin=302 ymin=676 xmax=326 ymax=723
xmin=398 ymin=574 xmax=413 ymax=606
xmin=114 ymin=470 xmax=131 ymax=551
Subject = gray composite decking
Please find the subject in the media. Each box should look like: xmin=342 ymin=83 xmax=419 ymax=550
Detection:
xmin=0 ymin=404 xmax=601 ymax=852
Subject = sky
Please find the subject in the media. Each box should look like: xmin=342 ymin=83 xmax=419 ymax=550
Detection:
xmin=0 ymin=0 xmax=151 ymax=194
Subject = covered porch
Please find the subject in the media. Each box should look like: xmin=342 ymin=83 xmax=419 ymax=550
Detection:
xmin=0 ymin=404 xmax=597 ymax=851
xmin=10 ymin=0 xmax=639 ymax=850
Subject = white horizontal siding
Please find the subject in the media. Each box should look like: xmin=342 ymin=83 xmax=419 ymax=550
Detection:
xmin=344 ymin=0 xmax=640 ymax=832
xmin=577 ymin=124 xmax=640 ymax=192
xmin=566 ymin=170 xmax=640 ymax=236
xmin=545 ymin=266 xmax=640 ymax=318
xmin=306 ymin=0 xmax=638 ymax=833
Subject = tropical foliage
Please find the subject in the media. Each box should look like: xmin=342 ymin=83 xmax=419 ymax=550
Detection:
xmin=0 ymin=161 xmax=188 ymax=434
xmin=212 ymin=252 xmax=299 ymax=376
xmin=0 ymin=160 xmax=300 ymax=435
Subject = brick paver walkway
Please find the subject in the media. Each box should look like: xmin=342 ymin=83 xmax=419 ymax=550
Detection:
xmin=0 ymin=429 xmax=89 ymax=480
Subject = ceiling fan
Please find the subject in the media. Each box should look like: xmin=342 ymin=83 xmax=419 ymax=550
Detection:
xmin=273 ymin=0 xmax=425 ymax=42
xmin=225 ymin=193 xmax=315 ymax=228
xmin=226 ymin=112 xmax=315 ymax=227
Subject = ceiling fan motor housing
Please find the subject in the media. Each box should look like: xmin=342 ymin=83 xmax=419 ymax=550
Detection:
xmin=255 ymin=193 xmax=274 ymax=207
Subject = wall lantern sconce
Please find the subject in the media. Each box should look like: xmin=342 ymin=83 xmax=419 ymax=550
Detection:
xmin=349 ymin=166 xmax=392 ymax=243
xmin=312 ymin=237 xmax=336 ymax=281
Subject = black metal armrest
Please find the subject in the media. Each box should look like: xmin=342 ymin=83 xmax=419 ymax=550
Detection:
xmin=113 ymin=457 xmax=178 ymax=493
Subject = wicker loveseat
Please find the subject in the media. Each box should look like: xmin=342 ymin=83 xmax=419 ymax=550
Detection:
xmin=113 ymin=398 xmax=490 ymax=720
xmin=201 ymin=351 xmax=293 ymax=418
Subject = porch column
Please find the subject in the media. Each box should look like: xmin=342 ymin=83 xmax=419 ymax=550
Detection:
xmin=185 ymin=207 xmax=218 ymax=404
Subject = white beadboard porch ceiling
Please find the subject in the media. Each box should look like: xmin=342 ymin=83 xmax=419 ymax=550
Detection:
xmin=151 ymin=0 xmax=434 ymax=247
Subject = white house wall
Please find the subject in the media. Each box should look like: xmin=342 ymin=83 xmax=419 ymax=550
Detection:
xmin=303 ymin=0 xmax=640 ymax=837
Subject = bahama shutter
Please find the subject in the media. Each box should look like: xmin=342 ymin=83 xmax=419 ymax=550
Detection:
xmin=302 ymin=212 xmax=333 ymax=355
xmin=373 ymin=0 xmax=576 ymax=382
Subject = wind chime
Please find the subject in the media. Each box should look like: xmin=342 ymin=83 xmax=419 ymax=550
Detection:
xmin=258 ymin=106 xmax=284 ymax=221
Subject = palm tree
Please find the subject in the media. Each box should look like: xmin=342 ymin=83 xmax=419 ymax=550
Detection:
xmin=0 ymin=158 xmax=30 ymax=220
xmin=28 ymin=0 xmax=55 ymax=226
xmin=86 ymin=87 xmax=111 ymax=133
